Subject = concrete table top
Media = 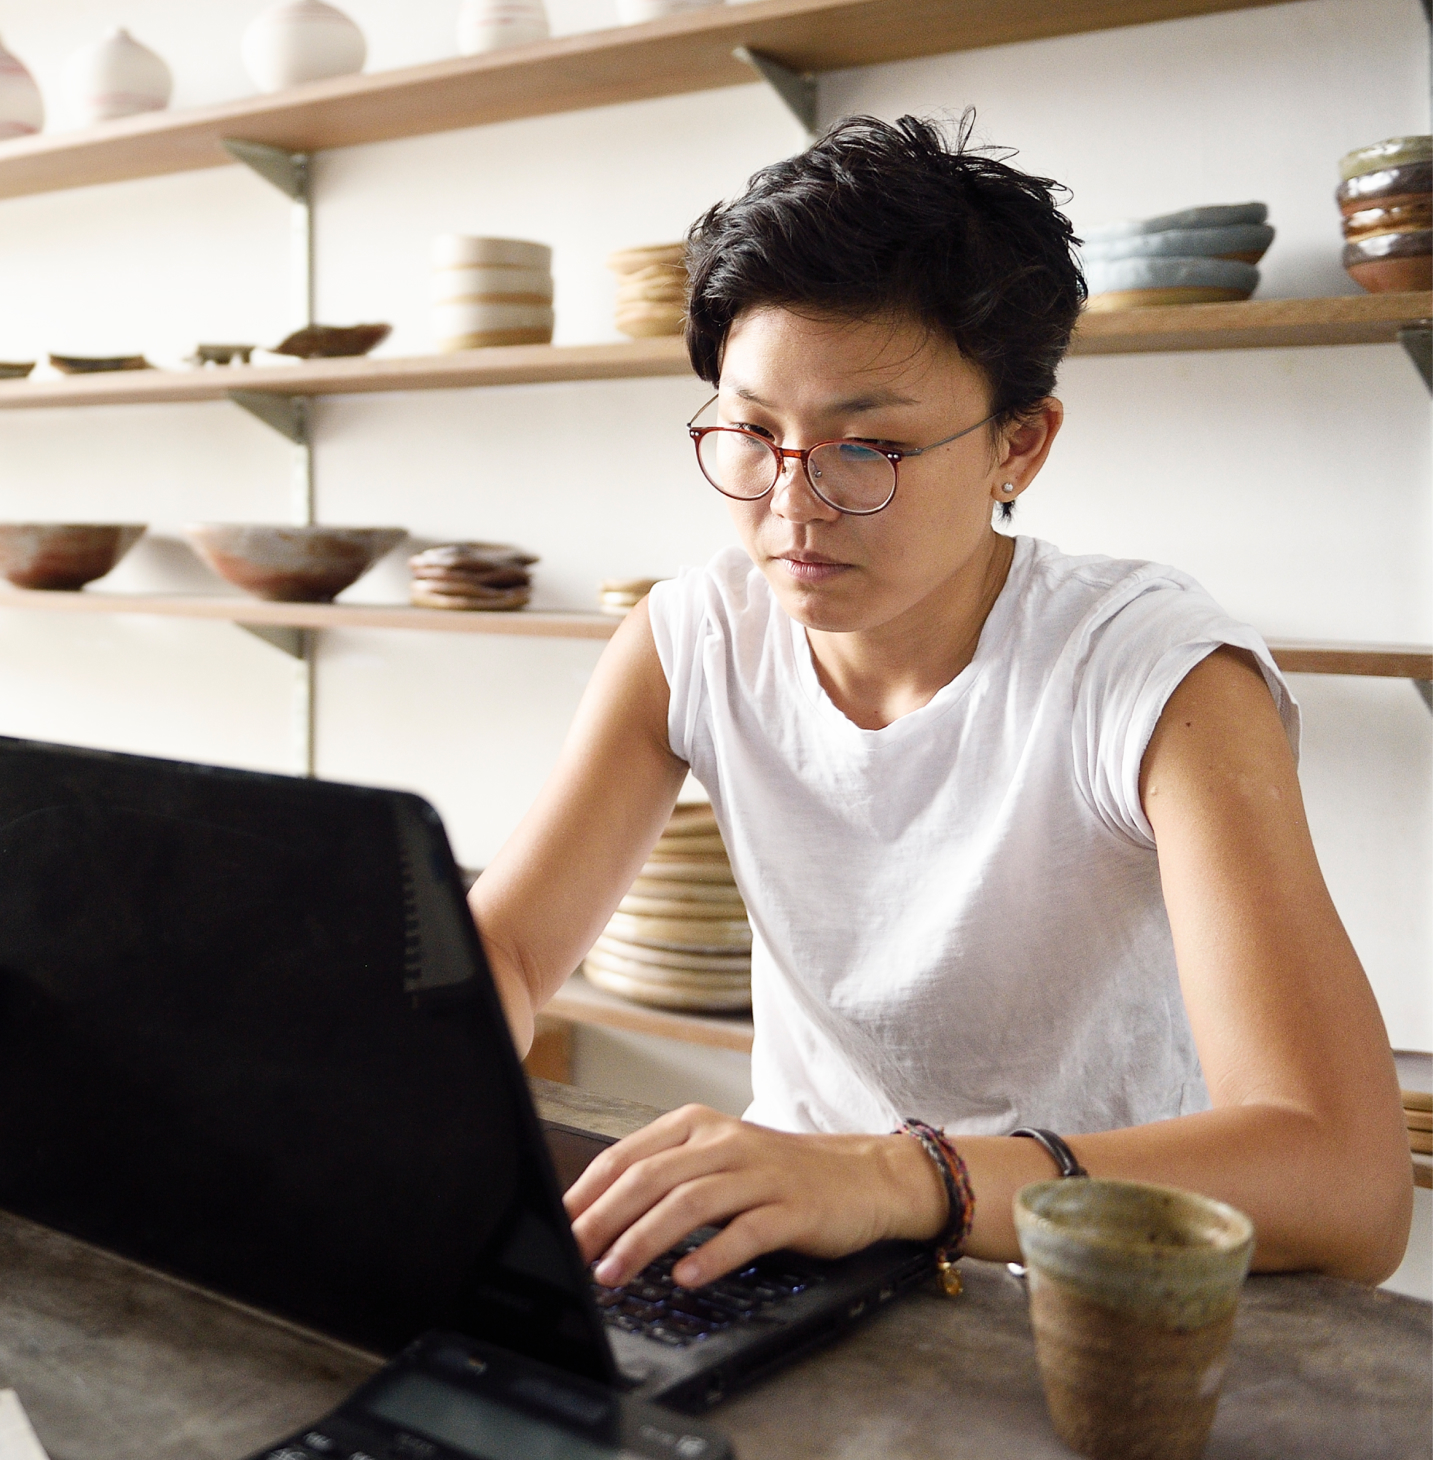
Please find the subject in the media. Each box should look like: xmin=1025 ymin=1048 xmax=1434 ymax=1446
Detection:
xmin=0 ymin=1080 xmax=1429 ymax=1460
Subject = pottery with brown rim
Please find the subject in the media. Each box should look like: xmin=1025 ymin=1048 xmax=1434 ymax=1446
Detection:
xmin=0 ymin=524 xmax=147 ymax=590
xmin=183 ymin=524 xmax=407 ymax=603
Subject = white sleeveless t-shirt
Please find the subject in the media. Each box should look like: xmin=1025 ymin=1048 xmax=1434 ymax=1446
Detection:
xmin=647 ymin=536 xmax=1299 ymax=1138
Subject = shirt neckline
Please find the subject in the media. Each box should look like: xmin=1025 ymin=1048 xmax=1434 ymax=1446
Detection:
xmin=784 ymin=535 xmax=1033 ymax=745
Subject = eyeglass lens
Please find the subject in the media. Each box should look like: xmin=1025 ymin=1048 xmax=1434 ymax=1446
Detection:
xmin=697 ymin=430 xmax=895 ymax=513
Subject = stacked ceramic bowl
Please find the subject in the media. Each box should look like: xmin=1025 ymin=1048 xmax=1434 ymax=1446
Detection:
xmin=598 ymin=576 xmax=661 ymax=616
xmin=409 ymin=542 xmax=537 ymax=610
xmin=1081 ymin=203 xmax=1274 ymax=309
xmin=608 ymin=243 xmax=688 ymax=338
xmin=583 ymin=803 xmax=751 ymax=1012
xmin=1336 ymin=136 xmax=1432 ymax=293
xmin=432 ymin=235 xmax=554 ymax=351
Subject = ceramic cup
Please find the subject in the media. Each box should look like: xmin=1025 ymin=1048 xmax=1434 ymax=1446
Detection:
xmin=1014 ymin=1179 xmax=1254 ymax=1460
xmin=62 ymin=27 xmax=171 ymax=125
xmin=457 ymin=0 xmax=550 ymax=52
xmin=243 ymin=0 xmax=366 ymax=93
xmin=0 ymin=33 xmax=43 ymax=139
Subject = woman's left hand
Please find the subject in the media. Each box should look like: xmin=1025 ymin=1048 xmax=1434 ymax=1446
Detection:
xmin=564 ymin=1103 xmax=948 ymax=1289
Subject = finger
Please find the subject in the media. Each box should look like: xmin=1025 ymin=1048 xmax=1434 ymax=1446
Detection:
xmin=563 ymin=1105 xmax=710 ymax=1217
xmin=571 ymin=1136 xmax=754 ymax=1264
xmin=671 ymin=1205 xmax=794 ymax=1288
xmin=591 ymin=1170 xmax=774 ymax=1288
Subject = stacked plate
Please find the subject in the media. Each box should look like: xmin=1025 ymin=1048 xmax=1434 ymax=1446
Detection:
xmin=432 ymin=235 xmax=555 ymax=351
xmin=1081 ymin=203 xmax=1273 ymax=309
xmin=1337 ymin=137 xmax=1432 ymax=293
xmin=608 ymin=242 xmax=687 ymax=338
xmin=409 ymin=542 xmax=537 ymax=611
xmin=1403 ymin=1090 xmax=1431 ymax=1188
xmin=583 ymin=802 xmax=751 ymax=1012
xmin=598 ymin=576 xmax=661 ymax=616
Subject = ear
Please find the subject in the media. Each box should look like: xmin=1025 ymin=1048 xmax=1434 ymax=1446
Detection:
xmin=989 ymin=398 xmax=1064 ymax=505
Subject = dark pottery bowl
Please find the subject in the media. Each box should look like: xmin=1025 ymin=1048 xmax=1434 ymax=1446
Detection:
xmin=182 ymin=524 xmax=407 ymax=602
xmin=1339 ymin=136 xmax=1432 ymax=183
xmin=1336 ymin=161 xmax=1432 ymax=215
xmin=0 ymin=361 xmax=35 ymax=380
xmin=48 ymin=354 xmax=153 ymax=374
xmin=1343 ymin=229 xmax=1433 ymax=292
xmin=1342 ymin=199 xmax=1432 ymax=242
xmin=271 ymin=324 xmax=392 ymax=359
xmin=0 ymin=524 xmax=146 ymax=590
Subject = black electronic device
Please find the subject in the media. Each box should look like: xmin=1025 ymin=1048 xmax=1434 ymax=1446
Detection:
xmin=244 ymin=1331 xmax=732 ymax=1460
xmin=0 ymin=734 xmax=928 ymax=1415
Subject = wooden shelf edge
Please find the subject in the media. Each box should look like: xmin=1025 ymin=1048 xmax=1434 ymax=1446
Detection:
xmin=0 ymin=589 xmax=621 ymax=639
xmin=1268 ymin=642 xmax=1432 ymax=679
xmin=0 ymin=338 xmax=694 ymax=410
xmin=545 ymin=975 xmax=754 ymax=1054
xmin=0 ymin=0 xmax=1294 ymax=201
xmin=1072 ymin=293 xmax=1434 ymax=355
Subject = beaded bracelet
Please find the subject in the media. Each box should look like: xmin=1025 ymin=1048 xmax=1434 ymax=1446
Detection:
xmin=897 ymin=1118 xmax=976 ymax=1296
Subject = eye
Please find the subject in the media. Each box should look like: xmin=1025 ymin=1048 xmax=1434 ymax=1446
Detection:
xmin=732 ymin=422 xmax=776 ymax=441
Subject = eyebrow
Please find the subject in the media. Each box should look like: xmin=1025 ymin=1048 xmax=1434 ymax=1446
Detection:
xmin=722 ymin=382 xmax=922 ymax=412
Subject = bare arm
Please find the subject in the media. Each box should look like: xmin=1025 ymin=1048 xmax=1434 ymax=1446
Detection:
xmin=566 ymin=646 xmax=1413 ymax=1290
xmin=469 ymin=598 xmax=688 ymax=1052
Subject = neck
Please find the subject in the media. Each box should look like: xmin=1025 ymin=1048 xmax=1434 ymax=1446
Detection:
xmin=805 ymin=531 xmax=1016 ymax=731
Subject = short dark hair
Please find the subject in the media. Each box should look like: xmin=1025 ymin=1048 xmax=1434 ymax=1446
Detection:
xmin=685 ymin=113 xmax=1085 ymax=430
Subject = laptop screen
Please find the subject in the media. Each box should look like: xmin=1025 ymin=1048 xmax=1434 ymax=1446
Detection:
xmin=0 ymin=736 xmax=614 ymax=1383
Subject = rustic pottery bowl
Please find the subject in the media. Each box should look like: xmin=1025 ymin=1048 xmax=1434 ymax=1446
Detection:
xmin=0 ymin=361 xmax=35 ymax=380
xmin=48 ymin=353 xmax=152 ymax=374
xmin=0 ymin=523 xmax=146 ymax=590
xmin=271 ymin=323 xmax=391 ymax=359
xmin=1343 ymin=230 xmax=1433 ymax=293
xmin=1336 ymin=161 xmax=1432 ymax=216
xmin=1342 ymin=199 xmax=1432 ymax=242
xmin=1339 ymin=135 xmax=1432 ymax=183
xmin=183 ymin=524 xmax=407 ymax=603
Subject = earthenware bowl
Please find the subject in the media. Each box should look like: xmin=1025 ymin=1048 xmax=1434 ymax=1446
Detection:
xmin=0 ymin=523 xmax=146 ymax=590
xmin=183 ymin=524 xmax=406 ymax=602
xmin=270 ymin=323 xmax=391 ymax=358
xmin=0 ymin=361 xmax=35 ymax=380
xmin=49 ymin=353 xmax=152 ymax=374
xmin=1343 ymin=230 xmax=1433 ymax=293
xmin=1342 ymin=199 xmax=1432 ymax=242
xmin=1082 ymin=222 xmax=1275 ymax=265
xmin=1336 ymin=161 xmax=1432 ymax=215
xmin=1083 ymin=202 xmax=1267 ymax=243
xmin=1085 ymin=256 xmax=1260 ymax=309
xmin=1339 ymin=135 xmax=1432 ymax=183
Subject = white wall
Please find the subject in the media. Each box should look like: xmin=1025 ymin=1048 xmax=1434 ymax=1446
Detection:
xmin=0 ymin=0 xmax=1429 ymax=1086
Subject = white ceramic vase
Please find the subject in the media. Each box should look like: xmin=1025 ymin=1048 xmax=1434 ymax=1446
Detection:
xmin=616 ymin=0 xmax=722 ymax=22
xmin=0 ymin=34 xmax=43 ymax=139
xmin=62 ymin=28 xmax=172 ymax=126
xmin=243 ymin=0 xmax=367 ymax=93
xmin=458 ymin=0 xmax=550 ymax=53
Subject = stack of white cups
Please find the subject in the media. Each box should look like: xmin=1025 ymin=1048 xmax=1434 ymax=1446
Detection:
xmin=431 ymin=235 xmax=555 ymax=352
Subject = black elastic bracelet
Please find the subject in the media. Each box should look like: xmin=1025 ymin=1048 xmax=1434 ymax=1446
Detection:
xmin=1011 ymin=1127 xmax=1088 ymax=1178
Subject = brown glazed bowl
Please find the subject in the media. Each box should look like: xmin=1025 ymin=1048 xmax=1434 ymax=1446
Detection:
xmin=1344 ymin=229 xmax=1433 ymax=292
xmin=0 ymin=524 xmax=146 ymax=590
xmin=1335 ymin=161 xmax=1432 ymax=216
xmin=183 ymin=524 xmax=407 ymax=602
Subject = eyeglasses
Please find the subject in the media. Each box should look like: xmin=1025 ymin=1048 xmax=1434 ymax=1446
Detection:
xmin=686 ymin=394 xmax=997 ymax=516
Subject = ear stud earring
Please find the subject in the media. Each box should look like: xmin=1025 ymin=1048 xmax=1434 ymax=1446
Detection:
xmin=1000 ymin=483 xmax=1016 ymax=495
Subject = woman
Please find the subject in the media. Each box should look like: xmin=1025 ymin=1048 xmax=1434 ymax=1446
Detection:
xmin=471 ymin=116 xmax=1411 ymax=1296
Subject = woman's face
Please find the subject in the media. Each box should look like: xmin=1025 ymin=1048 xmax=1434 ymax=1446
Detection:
xmin=715 ymin=305 xmax=1058 ymax=635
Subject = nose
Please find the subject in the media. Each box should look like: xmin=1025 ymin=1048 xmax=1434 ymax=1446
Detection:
xmin=769 ymin=453 xmax=839 ymax=524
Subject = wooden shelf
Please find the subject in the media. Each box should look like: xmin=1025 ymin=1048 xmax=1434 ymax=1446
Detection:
xmin=0 ymin=339 xmax=694 ymax=410
xmin=0 ymin=296 xmax=1429 ymax=412
xmin=1 ymin=590 xmax=1429 ymax=680
xmin=1268 ymin=642 xmax=1432 ymax=680
xmin=0 ymin=0 xmax=1292 ymax=202
xmin=1071 ymin=293 xmax=1433 ymax=355
xmin=545 ymin=973 xmax=754 ymax=1054
xmin=0 ymin=587 xmax=619 ymax=639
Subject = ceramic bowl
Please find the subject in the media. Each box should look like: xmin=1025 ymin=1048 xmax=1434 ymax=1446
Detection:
xmin=1342 ymin=199 xmax=1432 ymax=242
xmin=271 ymin=323 xmax=391 ymax=358
xmin=1084 ymin=255 xmax=1260 ymax=307
xmin=1082 ymin=222 xmax=1275 ymax=264
xmin=1343 ymin=230 xmax=1433 ymax=293
xmin=49 ymin=353 xmax=152 ymax=374
xmin=1339 ymin=136 xmax=1432 ymax=183
xmin=431 ymin=235 xmax=553 ymax=271
xmin=430 ymin=265 xmax=554 ymax=304
xmin=1083 ymin=202 xmax=1267 ymax=243
xmin=0 ymin=361 xmax=35 ymax=380
xmin=1336 ymin=161 xmax=1432 ymax=216
xmin=183 ymin=524 xmax=406 ymax=602
xmin=0 ymin=524 xmax=146 ymax=590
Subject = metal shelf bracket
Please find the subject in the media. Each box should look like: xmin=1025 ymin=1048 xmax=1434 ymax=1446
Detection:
xmin=228 ymin=390 xmax=308 ymax=444
xmin=1397 ymin=323 xmax=1432 ymax=392
xmin=1414 ymin=679 xmax=1432 ymax=711
xmin=238 ymin=623 xmax=305 ymax=658
xmin=733 ymin=46 xmax=818 ymax=136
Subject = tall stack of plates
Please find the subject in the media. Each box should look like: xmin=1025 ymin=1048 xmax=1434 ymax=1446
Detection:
xmin=431 ymin=235 xmax=555 ymax=351
xmin=607 ymin=242 xmax=687 ymax=338
xmin=1337 ymin=136 xmax=1432 ymax=293
xmin=583 ymin=803 xmax=751 ymax=1012
xmin=1081 ymin=203 xmax=1273 ymax=309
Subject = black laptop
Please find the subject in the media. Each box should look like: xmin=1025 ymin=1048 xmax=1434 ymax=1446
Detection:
xmin=0 ymin=736 xmax=928 ymax=1412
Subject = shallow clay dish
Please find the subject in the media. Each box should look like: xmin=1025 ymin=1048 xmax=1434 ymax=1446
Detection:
xmin=1339 ymin=136 xmax=1432 ymax=183
xmin=183 ymin=524 xmax=406 ymax=602
xmin=1082 ymin=222 xmax=1275 ymax=264
xmin=1343 ymin=230 xmax=1433 ymax=293
xmin=0 ymin=524 xmax=146 ymax=590
xmin=271 ymin=324 xmax=392 ymax=359
xmin=1336 ymin=162 xmax=1432 ymax=215
xmin=0 ymin=361 xmax=35 ymax=380
xmin=49 ymin=354 xmax=152 ymax=374
xmin=1343 ymin=199 xmax=1432 ymax=242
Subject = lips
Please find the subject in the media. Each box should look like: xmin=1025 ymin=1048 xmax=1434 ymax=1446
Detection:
xmin=776 ymin=552 xmax=850 ymax=584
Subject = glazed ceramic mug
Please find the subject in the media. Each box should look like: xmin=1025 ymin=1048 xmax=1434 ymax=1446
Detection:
xmin=1014 ymin=1179 xmax=1255 ymax=1460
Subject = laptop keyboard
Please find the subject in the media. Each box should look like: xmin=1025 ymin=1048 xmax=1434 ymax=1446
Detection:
xmin=593 ymin=1235 xmax=817 ymax=1348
